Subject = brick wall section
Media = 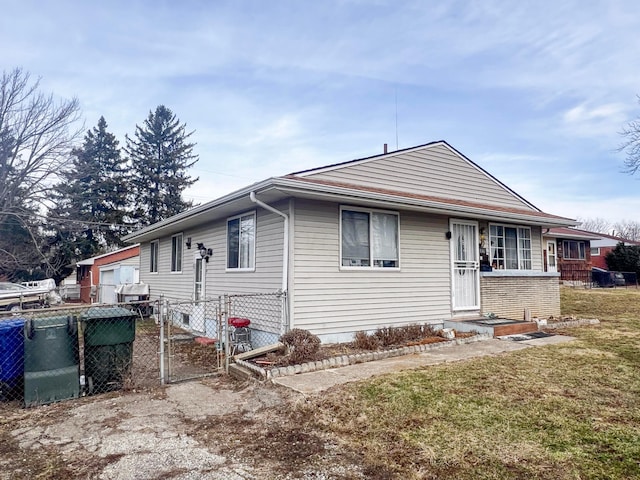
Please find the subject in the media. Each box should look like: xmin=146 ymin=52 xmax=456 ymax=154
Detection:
xmin=480 ymin=274 xmax=560 ymax=320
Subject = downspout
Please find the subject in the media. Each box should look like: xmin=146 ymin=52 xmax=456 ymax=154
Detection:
xmin=249 ymin=192 xmax=289 ymax=293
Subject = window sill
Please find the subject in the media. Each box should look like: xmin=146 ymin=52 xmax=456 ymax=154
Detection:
xmin=225 ymin=268 xmax=256 ymax=273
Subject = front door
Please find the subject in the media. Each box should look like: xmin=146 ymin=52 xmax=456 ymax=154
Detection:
xmin=450 ymin=220 xmax=480 ymax=312
xmin=194 ymin=255 xmax=206 ymax=301
xmin=546 ymin=240 xmax=557 ymax=273
xmin=191 ymin=255 xmax=207 ymax=333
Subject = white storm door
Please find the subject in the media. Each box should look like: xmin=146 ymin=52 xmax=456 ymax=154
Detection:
xmin=194 ymin=255 xmax=206 ymax=301
xmin=546 ymin=240 xmax=557 ymax=273
xmin=191 ymin=255 xmax=207 ymax=333
xmin=450 ymin=220 xmax=480 ymax=312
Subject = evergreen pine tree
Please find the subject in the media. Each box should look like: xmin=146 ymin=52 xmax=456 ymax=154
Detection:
xmin=125 ymin=105 xmax=198 ymax=227
xmin=49 ymin=116 xmax=130 ymax=262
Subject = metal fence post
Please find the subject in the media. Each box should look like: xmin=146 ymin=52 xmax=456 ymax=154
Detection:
xmin=159 ymin=296 xmax=165 ymax=385
xmin=224 ymin=294 xmax=230 ymax=373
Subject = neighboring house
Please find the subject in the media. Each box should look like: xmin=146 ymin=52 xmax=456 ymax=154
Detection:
xmin=543 ymin=227 xmax=600 ymax=284
xmin=76 ymin=245 xmax=140 ymax=303
xmin=588 ymin=232 xmax=640 ymax=270
xmin=123 ymin=141 xmax=576 ymax=343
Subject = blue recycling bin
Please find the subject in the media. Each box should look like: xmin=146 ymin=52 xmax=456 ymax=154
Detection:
xmin=0 ymin=318 xmax=25 ymax=400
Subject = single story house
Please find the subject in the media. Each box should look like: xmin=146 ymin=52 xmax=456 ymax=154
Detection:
xmin=588 ymin=232 xmax=640 ymax=270
xmin=123 ymin=141 xmax=576 ymax=343
xmin=76 ymin=244 xmax=140 ymax=303
xmin=542 ymin=227 xmax=600 ymax=284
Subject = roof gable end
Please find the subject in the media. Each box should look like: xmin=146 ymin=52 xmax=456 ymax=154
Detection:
xmin=290 ymin=141 xmax=538 ymax=212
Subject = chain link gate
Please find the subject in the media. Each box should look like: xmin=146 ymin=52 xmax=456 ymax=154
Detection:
xmin=161 ymin=297 xmax=224 ymax=383
xmin=160 ymin=291 xmax=287 ymax=382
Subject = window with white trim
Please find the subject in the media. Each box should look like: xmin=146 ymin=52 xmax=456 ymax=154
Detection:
xmin=341 ymin=208 xmax=399 ymax=268
xmin=489 ymin=224 xmax=532 ymax=270
xmin=227 ymin=212 xmax=256 ymax=270
xmin=590 ymin=247 xmax=600 ymax=256
xmin=171 ymin=233 xmax=183 ymax=272
xmin=150 ymin=240 xmax=159 ymax=273
xmin=563 ymin=240 xmax=586 ymax=260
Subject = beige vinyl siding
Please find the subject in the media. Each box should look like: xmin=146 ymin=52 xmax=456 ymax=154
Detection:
xmin=303 ymin=143 xmax=534 ymax=211
xmin=291 ymin=199 xmax=451 ymax=339
xmin=140 ymin=235 xmax=190 ymax=300
xmin=140 ymin=205 xmax=285 ymax=300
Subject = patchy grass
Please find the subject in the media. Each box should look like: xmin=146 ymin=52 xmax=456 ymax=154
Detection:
xmin=306 ymin=287 xmax=640 ymax=479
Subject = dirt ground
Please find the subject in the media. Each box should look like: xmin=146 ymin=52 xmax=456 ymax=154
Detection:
xmin=0 ymin=376 xmax=366 ymax=480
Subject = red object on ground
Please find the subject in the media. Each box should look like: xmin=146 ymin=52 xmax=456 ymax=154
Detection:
xmin=195 ymin=337 xmax=217 ymax=345
xmin=228 ymin=317 xmax=251 ymax=328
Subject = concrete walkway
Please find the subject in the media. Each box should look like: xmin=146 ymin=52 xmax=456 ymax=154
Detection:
xmin=272 ymin=335 xmax=575 ymax=394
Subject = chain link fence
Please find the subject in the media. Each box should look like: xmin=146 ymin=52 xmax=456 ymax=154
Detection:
xmin=0 ymin=300 xmax=160 ymax=407
xmin=162 ymin=291 xmax=287 ymax=382
xmin=0 ymin=291 xmax=287 ymax=407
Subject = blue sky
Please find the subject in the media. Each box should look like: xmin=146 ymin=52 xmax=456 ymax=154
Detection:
xmin=3 ymin=0 xmax=640 ymax=222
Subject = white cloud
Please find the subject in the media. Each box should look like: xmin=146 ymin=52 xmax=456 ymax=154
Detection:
xmin=562 ymin=103 xmax=629 ymax=137
xmin=248 ymin=115 xmax=303 ymax=145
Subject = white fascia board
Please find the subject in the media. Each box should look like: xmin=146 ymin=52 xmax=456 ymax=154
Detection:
xmin=123 ymin=178 xmax=276 ymax=243
xmin=544 ymin=232 xmax=601 ymax=241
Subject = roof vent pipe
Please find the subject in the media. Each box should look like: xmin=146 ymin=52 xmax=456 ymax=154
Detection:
xmin=249 ymin=192 xmax=289 ymax=293
xmin=384 ymin=143 xmax=388 ymax=154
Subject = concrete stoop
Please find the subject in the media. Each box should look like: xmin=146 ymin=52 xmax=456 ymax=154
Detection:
xmin=232 ymin=333 xmax=492 ymax=381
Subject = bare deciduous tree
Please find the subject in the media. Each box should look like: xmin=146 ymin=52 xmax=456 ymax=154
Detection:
xmin=0 ymin=67 xmax=82 ymax=280
xmin=612 ymin=220 xmax=640 ymax=242
xmin=620 ymin=96 xmax=640 ymax=175
xmin=0 ymin=67 xmax=81 ymax=221
xmin=576 ymin=217 xmax=611 ymax=234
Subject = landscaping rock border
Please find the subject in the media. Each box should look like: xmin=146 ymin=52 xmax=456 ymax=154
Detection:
xmin=544 ymin=318 xmax=600 ymax=330
xmin=234 ymin=333 xmax=492 ymax=380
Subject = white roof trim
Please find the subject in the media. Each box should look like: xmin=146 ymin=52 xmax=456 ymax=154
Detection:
xmin=76 ymin=244 xmax=140 ymax=267
xmin=123 ymin=179 xmax=275 ymax=242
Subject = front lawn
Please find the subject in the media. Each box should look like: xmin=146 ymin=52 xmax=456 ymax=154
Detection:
xmin=307 ymin=287 xmax=640 ymax=479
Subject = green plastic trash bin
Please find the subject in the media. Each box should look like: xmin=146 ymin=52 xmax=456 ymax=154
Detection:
xmin=23 ymin=315 xmax=79 ymax=407
xmin=82 ymin=307 xmax=137 ymax=394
